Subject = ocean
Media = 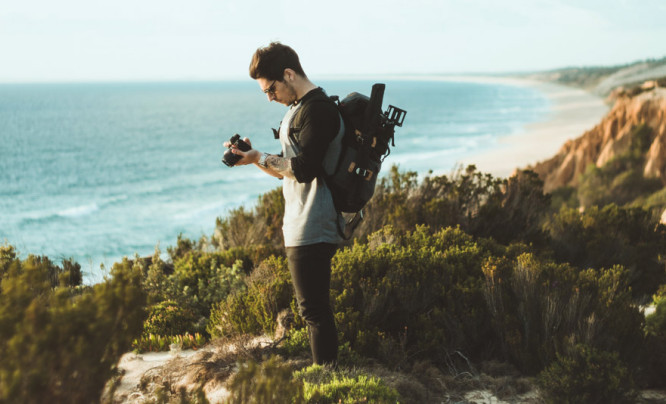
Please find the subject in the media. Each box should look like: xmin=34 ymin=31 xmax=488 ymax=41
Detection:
xmin=0 ymin=79 xmax=549 ymax=276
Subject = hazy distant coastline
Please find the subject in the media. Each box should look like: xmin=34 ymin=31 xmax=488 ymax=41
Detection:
xmin=454 ymin=78 xmax=610 ymax=178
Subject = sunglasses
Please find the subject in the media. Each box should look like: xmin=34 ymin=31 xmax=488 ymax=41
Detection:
xmin=263 ymin=80 xmax=277 ymax=96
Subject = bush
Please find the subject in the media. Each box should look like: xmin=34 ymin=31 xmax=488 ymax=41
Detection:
xmin=472 ymin=169 xmax=551 ymax=246
xmin=646 ymin=287 xmax=666 ymax=337
xmin=548 ymin=185 xmax=579 ymax=212
xmin=226 ymin=356 xmax=303 ymax=404
xmin=279 ymin=327 xmax=311 ymax=357
xmin=357 ymin=166 xmax=549 ymax=248
xmin=545 ymin=204 xmax=666 ymax=299
xmin=538 ymin=344 xmax=636 ymax=403
xmin=295 ymin=364 xmax=400 ymax=404
xmin=131 ymin=332 xmax=207 ymax=353
xmin=167 ymin=233 xmax=198 ymax=262
xmin=0 ymin=244 xmax=82 ymax=289
xmin=643 ymin=287 xmax=666 ymax=387
xmin=166 ymin=251 xmax=246 ymax=320
xmin=143 ymin=300 xmax=198 ymax=337
xmin=213 ymin=187 xmax=285 ymax=253
xmin=483 ymin=252 xmax=644 ymax=374
xmin=207 ymin=256 xmax=296 ymax=338
xmin=0 ymin=251 xmax=146 ymax=403
xmin=576 ymin=124 xmax=661 ymax=209
xmin=331 ymin=225 xmax=495 ymax=363
xmin=639 ymin=187 xmax=666 ymax=221
xmin=140 ymin=242 xmax=278 ymax=338
xmin=357 ymin=165 xmax=504 ymax=240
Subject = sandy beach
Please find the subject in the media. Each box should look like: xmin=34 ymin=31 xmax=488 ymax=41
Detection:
xmin=450 ymin=77 xmax=610 ymax=178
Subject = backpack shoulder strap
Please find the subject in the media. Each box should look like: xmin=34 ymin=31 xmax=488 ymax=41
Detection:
xmin=291 ymin=89 xmax=336 ymax=125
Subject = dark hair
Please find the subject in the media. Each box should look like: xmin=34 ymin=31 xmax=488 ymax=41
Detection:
xmin=249 ymin=42 xmax=306 ymax=81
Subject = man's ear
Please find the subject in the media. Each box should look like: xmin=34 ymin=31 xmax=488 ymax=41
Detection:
xmin=283 ymin=68 xmax=296 ymax=82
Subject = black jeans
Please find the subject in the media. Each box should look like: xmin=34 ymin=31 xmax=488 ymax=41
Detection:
xmin=286 ymin=242 xmax=338 ymax=365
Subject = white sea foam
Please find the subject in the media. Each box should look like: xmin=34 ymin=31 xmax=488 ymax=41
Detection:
xmin=57 ymin=203 xmax=100 ymax=218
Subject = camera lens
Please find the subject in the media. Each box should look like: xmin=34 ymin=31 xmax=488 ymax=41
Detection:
xmin=222 ymin=134 xmax=250 ymax=167
xmin=222 ymin=148 xmax=242 ymax=167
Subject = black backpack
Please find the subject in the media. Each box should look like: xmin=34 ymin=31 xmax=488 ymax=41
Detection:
xmin=286 ymin=83 xmax=406 ymax=239
xmin=327 ymin=84 xmax=406 ymax=238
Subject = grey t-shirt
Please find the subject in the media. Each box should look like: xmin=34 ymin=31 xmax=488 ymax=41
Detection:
xmin=279 ymin=89 xmax=344 ymax=247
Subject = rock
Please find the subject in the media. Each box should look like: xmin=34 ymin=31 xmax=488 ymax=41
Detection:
xmin=642 ymin=80 xmax=657 ymax=90
xmin=274 ymin=309 xmax=295 ymax=340
xmin=528 ymin=88 xmax=666 ymax=192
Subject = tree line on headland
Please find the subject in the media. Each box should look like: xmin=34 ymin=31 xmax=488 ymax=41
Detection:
xmin=2 ymin=63 xmax=666 ymax=403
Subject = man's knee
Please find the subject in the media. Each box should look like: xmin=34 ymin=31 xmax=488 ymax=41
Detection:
xmin=297 ymin=299 xmax=333 ymax=325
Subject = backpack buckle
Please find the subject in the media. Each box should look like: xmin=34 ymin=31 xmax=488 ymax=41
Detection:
xmin=355 ymin=167 xmax=374 ymax=181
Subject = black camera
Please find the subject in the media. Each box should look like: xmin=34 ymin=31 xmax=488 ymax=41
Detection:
xmin=222 ymin=134 xmax=252 ymax=167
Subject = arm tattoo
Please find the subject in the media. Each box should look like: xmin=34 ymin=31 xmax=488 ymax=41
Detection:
xmin=266 ymin=154 xmax=296 ymax=179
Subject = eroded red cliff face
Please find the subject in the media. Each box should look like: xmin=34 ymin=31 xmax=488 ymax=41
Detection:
xmin=529 ymin=87 xmax=666 ymax=192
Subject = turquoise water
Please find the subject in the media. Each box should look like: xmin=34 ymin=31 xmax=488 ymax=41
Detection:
xmin=0 ymin=79 xmax=549 ymax=273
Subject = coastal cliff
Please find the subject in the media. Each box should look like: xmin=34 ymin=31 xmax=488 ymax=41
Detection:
xmin=528 ymin=86 xmax=666 ymax=192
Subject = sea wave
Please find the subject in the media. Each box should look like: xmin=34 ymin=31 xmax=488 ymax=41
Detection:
xmin=57 ymin=203 xmax=100 ymax=218
xmin=18 ymin=195 xmax=129 ymax=226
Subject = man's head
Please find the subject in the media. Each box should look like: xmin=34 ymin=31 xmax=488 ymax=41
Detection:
xmin=249 ymin=42 xmax=306 ymax=81
xmin=249 ymin=42 xmax=310 ymax=105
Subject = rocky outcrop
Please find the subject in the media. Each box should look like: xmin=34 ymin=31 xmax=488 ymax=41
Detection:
xmin=529 ymin=87 xmax=666 ymax=192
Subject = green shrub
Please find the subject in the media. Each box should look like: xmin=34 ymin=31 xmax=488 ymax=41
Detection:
xmin=483 ymin=252 xmax=644 ymax=374
xmin=357 ymin=166 xmax=549 ymax=248
xmin=472 ymin=169 xmax=551 ymax=246
xmin=548 ymin=185 xmax=579 ymax=212
xmin=208 ymin=256 xmax=295 ymax=338
xmin=142 ymin=247 xmax=170 ymax=305
xmin=167 ymin=232 xmax=198 ymax=262
xmin=646 ymin=287 xmax=666 ymax=337
xmin=545 ymin=204 xmax=666 ymax=299
xmin=0 ymin=252 xmax=146 ymax=403
xmin=294 ymin=364 xmax=400 ymax=404
xmin=577 ymin=161 xmax=661 ymax=208
xmin=577 ymin=124 xmax=661 ymax=209
xmin=331 ymin=225 xmax=494 ymax=363
xmin=357 ymin=165 xmax=504 ymax=240
xmin=143 ymin=300 xmax=198 ymax=336
xmin=226 ymin=356 xmax=303 ymax=404
xmin=131 ymin=332 xmax=207 ymax=353
xmin=0 ymin=244 xmax=82 ymax=289
xmin=166 ymin=251 xmax=246 ymax=320
xmin=254 ymin=187 xmax=286 ymax=249
xmin=575 ymin=267 xmax=646 ymax=361
xmin=213 ymin=187 xmax=285 ymax=253
xmin=355 ymin=166 xmax=421 ymax=238
xmin=639 ymin=187 xmax=666 ymax=222
xmin=644 ymin=288 xmax=666 ymax=387
xmin=279 ymin=327 xmax=310 ymax=357
xmin=538 ymin=344 xmax=636 ymax=403
xmin=144 ymin=242 xmax=277 ymax=309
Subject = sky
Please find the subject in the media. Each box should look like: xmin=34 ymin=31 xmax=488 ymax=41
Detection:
xmin=1 ymin=0 xmax=666 ymax=83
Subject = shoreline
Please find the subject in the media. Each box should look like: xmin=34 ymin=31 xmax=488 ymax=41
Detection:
xmin=385 ymin=74 xmax=610 ymax=179
xmin=450 ymin=76 xmax=610 ymax=178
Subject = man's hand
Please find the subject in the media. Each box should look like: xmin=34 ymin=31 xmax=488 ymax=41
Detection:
xmin=230 ymin=148 xmax=261 ymax=166
xmin=225 ymin=137 xmax=260 ymax=166
xmin=223 ymin=136 xmax=252 ymax=149
xmin=224 ymin=136 xmax=294 ymax=179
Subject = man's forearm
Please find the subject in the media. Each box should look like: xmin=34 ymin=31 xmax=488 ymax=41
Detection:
xmin=264 ymin=154 xmax=296 ymax=180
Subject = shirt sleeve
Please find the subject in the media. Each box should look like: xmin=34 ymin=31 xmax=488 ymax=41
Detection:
xmin=290 ymin=100 xmax=341 ymax=183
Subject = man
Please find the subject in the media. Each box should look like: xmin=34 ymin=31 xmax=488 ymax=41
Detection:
xmin=225 ymin=42 xmax=343 ymax=365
